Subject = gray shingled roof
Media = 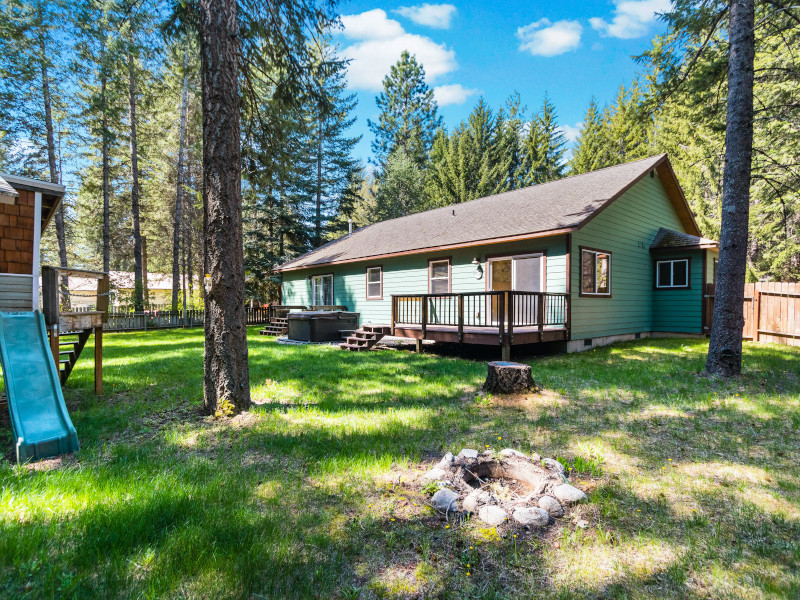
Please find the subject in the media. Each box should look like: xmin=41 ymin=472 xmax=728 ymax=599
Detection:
xmin=279 ymin=154 xmax=676 ymax=271
xmin=0 ymin=174 xmax=19 ymax=198
xmin=650 ymin=227 xmax=717 ymax=250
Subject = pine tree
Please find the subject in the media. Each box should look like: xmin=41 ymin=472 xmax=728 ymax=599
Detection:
xmin=426 ymin=98 xmax=510 ymax=207
xmin=521 ymin=94 xmax=567 ymax=185
xmin=570 ymin=98 xmax=605 ymax=174
xmin=599 ymin=81 xmax=652 ymax=167
xmin=368 ymin=51 xmax=442 ymax=168
xmin=375 ymin=149 xmax=426 ymax=220
xmin=308 ymin=39 xmax=361 ymax=248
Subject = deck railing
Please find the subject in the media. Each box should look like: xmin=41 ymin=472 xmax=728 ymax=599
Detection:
xmin=391 ymin=291 xmax=569 ymax=342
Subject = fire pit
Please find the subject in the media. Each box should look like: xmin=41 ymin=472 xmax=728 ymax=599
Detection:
xmin=422 ymin=448 xmax=587 ymax=527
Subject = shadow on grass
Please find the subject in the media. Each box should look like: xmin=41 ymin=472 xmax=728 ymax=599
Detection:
xmin=1 ymin=329 xmax=799 ymax=598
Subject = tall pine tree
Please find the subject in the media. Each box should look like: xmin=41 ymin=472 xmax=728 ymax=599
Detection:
xmin=368 ymin=51 xmax=442 ymax=168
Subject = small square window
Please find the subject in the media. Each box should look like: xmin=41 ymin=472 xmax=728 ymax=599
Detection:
xmin=655 ymin=258 xmax=690 ymax=289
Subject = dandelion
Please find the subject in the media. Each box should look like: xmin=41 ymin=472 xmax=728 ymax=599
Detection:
xmin=469 ymin=546 xmax=473 ymax=550
xmin=668 ymin=458 xmax=672 ymax=461
xmin=513 ymin=534 xmax=517 ymax=538
xmin=498 ymin=436 xmax=502 ymax=440
xmin=391 ymin=518 xmax=395 ymax=522
xmin=637 ymin=509 xmax=641 ymax=512
xmin=692 ymin=509 xmax=697 ymax=512
xmin=445 ymin=525 xmax=450 ymax=529
xmin=467 ymin=564 xmax=470 ymax=568
xmin=466 ymin=572 xmax=470 ymax=577
xmin=485 ymin=445 xmax=490 ymax=448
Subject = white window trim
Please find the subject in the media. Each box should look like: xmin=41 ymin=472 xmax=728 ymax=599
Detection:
xmin=580 ymin=248 xmax=612 ymax=296
xmin=428 ymin=259 xmax=451 ymax=294
xmin=366 ymin=266 xmax=382 ymax=299
xmin=487 ymin=253 xmax=545 ymax=292
xmin=311 ymin=274 xmax=334 ymax=305
xmin=655 ymin=258 xmax=690 ymax=289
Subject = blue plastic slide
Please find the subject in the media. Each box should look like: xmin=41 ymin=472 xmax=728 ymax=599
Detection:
xmin=0 ymin=311 xmax=79 ymax=462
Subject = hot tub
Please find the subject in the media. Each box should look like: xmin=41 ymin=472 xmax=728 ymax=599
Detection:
xmin=286 ymin=311 xmax=359 ymax=342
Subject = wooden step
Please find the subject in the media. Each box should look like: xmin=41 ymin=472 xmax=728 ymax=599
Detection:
xmin=339 ymin=342 xmax=367 ymax=351
xmin=363 ymin=324 xmax=392 ymax=335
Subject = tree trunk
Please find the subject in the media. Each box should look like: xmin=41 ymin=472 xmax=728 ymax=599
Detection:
xmin=315 ymin=116 xmax=322 ymax=247
xmin=199 ymin=0 xmax=250 ymax=414
xmin=128 ymin=50 xmax=144 ymax=312
xmin=172 ymin=45 xmax=189 ymax=310
xmin=38 ymin=24 xmax=69 ymax=306
xmin=483 ymin=361 xmax=539 ymax=394
xmin=705 ymin=0 xmax=755 ymax=377
xmin=101 ymin=36 xmax=110 ymax=275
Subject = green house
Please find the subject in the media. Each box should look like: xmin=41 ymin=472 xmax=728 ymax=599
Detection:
xmin=277 ymin=154 xmax=718 ymax=357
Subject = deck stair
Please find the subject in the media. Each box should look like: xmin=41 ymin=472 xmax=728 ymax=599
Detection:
xmin=339 ymin=324 xmax=392 ymax=351
xmin=259 ymin=316 xmax=288 ymax=336
xmin=51 ymin=329 xmax=92 ymax=385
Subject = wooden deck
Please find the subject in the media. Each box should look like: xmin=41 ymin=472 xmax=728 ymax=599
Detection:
xmin=391 ymin=291 xmax=569 ymax=359
xmin=393 ymin=323 xmax=567 ymax=346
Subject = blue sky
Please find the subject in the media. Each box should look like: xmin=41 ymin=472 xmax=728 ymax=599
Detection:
xmin=334 ymin=0 xmax=671 ymax=164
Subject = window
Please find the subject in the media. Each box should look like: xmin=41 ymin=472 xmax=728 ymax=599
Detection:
xmin=580 ymin=248 xmax=611 ymax=296
xmin=311 ymin=274 xmax=333 ymax=305
xmin=366 ymin=266 xmax=382 ymax=299
xmin=429 ymin=259 xmax=450 ymax=294
xmin=655 ymin=258 xmax=690 ymax=289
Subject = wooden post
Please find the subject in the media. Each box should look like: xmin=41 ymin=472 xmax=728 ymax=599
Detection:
xmin=753 ymin=287 xmax=761 ymax=342
xmin=94 ymin=325 xmax=103 ymax=395
xmin=391 ymin=296 xmax=396 ymax=336
xmin=457 ymin=294 xmax=464 ymax=342
xmin=415 ymin=339 xmax=423 ymax=353
xmin=537 ymin=292 xmax=545 ymax=339
xmin=421 ymin=296 xmax=428 ymax=340
xmin=507 ymin=292 xmax=514 ymax=345
xmin=97 ymin=274 xmax=110 ymax=323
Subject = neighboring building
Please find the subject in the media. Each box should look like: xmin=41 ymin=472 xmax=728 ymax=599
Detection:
xmin=276 ymin=154 xmax=719 ymax=354
xmin=0 ymin=173 xmax=65 ymax=312
xmin=69 ymin=271 xmax=194 ymax=309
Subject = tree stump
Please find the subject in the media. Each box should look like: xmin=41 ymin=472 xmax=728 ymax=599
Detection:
xmin=483 ymin=361 xmax=539 ymax=394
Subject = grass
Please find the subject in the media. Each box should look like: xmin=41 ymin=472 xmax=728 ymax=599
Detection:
xmin=1 ymin=328 xmax=799 ymax=599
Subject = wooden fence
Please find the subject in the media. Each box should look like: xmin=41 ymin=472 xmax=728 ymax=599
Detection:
xmin=100 ymin=306 xmax=272 ymax=332
xmin=704 ymin=282 xmax=800 ymax=347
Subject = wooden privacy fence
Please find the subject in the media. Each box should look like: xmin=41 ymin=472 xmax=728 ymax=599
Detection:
xmin=704 ymin=282 xmax=800 ymax=347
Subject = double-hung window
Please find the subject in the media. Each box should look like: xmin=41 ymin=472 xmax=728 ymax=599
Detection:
xmin=580 ymin=248 xmax=611 ymax=296
xmin=366 ymin=266 xmax=382 ymax=299
xmin=311 ymin=274 xmax=333 ymax=305
xmin=429 ymin=259 xmax=451 ymax=294
xmin=655 ymin=258 xmax=690 ymax=289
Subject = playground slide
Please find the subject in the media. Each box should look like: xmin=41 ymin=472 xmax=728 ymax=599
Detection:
xmin=0 ymin=311 xmax=79 ymax=462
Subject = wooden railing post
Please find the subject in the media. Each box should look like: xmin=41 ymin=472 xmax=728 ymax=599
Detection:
xmin=507 ymin=292 xmax=514 ymax=344
xmin=421 ymin=296 xmax=428 ymax=339
xmin=457 ymin=294 xmax=464 ymax=343
xmin=537 ymin=292 xmax=545 ymax=337
xmin=391 ymin=296 xmax=396 ymax=335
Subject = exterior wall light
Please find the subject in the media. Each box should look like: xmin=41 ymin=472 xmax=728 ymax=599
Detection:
xmin=472 ymin=257 xmax=483 ymax=280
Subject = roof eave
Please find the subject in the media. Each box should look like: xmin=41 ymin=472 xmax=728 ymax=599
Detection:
xmin=275 ymin=226 xmax=578 ymax=272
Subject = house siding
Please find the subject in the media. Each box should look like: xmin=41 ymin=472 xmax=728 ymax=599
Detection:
xmin=570 ymin=171 xmax=699 ymax=338
xmin=651 ymin=251 xmax=704 ymax=333
xmin=281 ymin=235 xmax=568 ymax=324
xmin=0 ymin=273 xmax=33 ymax=311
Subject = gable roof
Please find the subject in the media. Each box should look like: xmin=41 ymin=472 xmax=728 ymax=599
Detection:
xmin=650 ymin=227 xmax=718 ymax=251
xmin=0 ymin=174 xmax=19 ymax=199
xmin=277 ymin=154 xmax=701 ymax=272
xmin=0 ymin=172 xmax=66 ymax=231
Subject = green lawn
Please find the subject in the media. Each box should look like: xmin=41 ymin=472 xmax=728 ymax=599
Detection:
xmin=1 ymin=328 xmax=799 ymax=599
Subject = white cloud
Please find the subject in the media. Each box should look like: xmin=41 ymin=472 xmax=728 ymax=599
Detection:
xmin=433 ymin=84 xmax=479 ymax=106
xmin=339 ymin=9 xmax=405 ymax=39
xmin=394 ymin=4 xmax=458 ymax=29
xmin=516 ymin=19 xmax=583 ymax=57
xmin=337 ymin=9 xmax=458 ymax=91
xmin=560 ymin=122 xmax=583 ymax=143
xmin=590 ymin=0 xmax=670 ymax=39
